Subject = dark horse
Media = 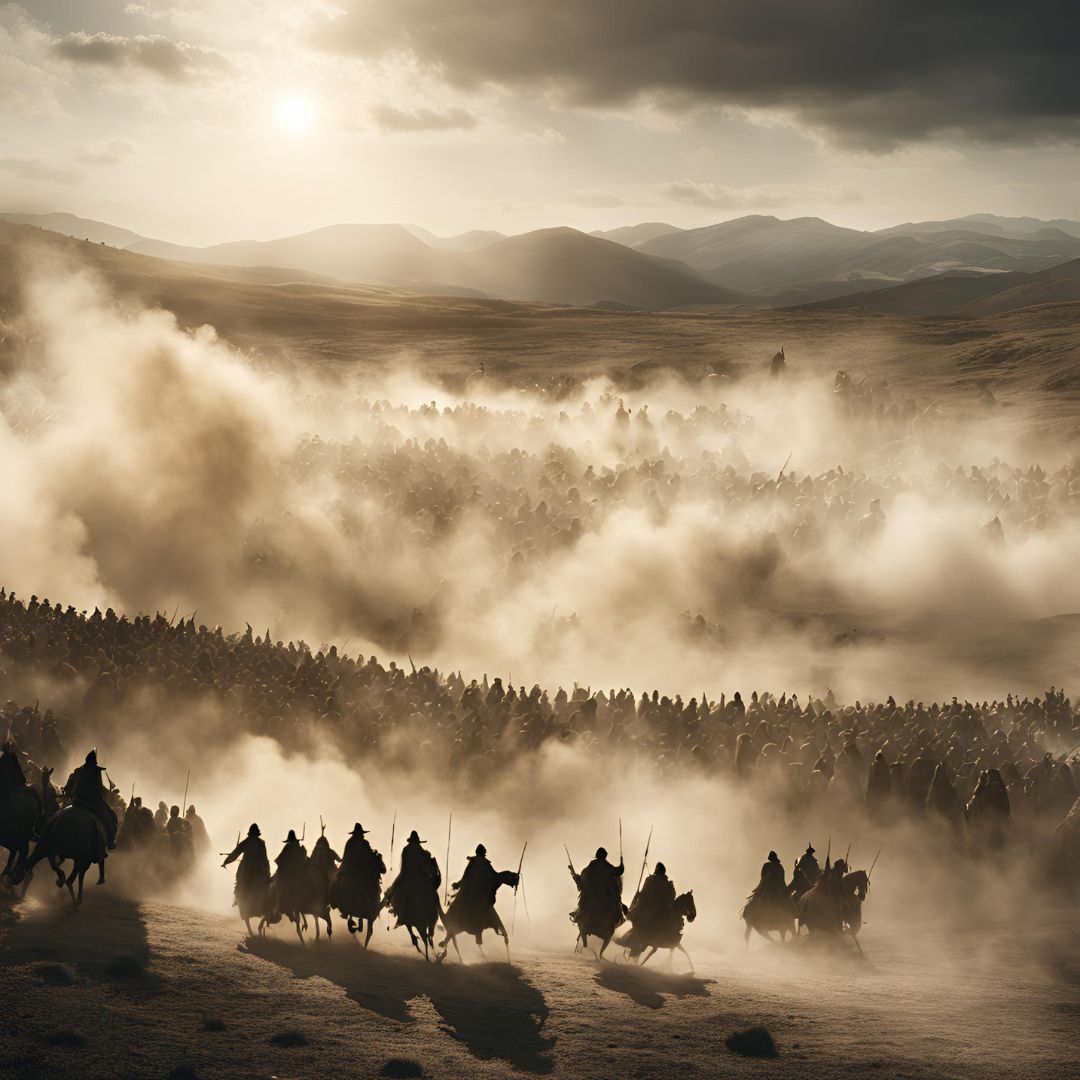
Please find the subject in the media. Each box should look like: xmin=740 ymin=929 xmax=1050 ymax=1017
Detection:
xmin=438 ymin=868 xmax=518 ymax=963
xmin=382 ymin=866 xmax=442 ymax=960
xmin=0 ymin=765 xmax=56 ymax=889
xmin=742 ymin=888 xmax=797 ymax=944
xmin=12 ymin=804 xmax=106 ymax=905
xmin=618 ymin=891 xmax=698 ymax=972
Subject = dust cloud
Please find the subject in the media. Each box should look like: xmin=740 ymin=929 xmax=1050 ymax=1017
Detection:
xmin=2 ymin=246 xmax=1076 ymax=962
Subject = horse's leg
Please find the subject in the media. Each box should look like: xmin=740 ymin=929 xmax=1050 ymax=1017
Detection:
xmin=451 ymin=934 xmax=464 ymax=963
xmin=96 ymin=856 xmax=106 ymax=885
xmin=49 ymin=855 xmax=64 ymax=887
xmin=76 ymin=868 xmax=85 ymax=906
xmin=244 ymin=917 xmax=253 ymax=936
xmin=294 ymin=914 xmax=305 ymax=945
xmin=677 ymin=944 xmax=694 ymax=974
xmin=851 ymin=933 xmax=864 ymax=957
xmin=598 ymin=935 xmax=612 ymax=962
xmin=325 ymin=910 xmax=332 ymax=940
xmin=640 ymin=946 xmax=657 ymax=967
xmin=744 ymin=920 xmax=752 ymax=946
xmin=314 ymin=914 xmax=321 ymax=942
xmin=364 ymin=919 xmax=374 ymax=949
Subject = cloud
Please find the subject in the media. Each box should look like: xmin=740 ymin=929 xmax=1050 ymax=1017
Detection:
xmin=314 ymin=0 xmax=1080 ymax=149
xmin=75 ymin=138 xmax=136 ymax=167
xmin=0 ymin=156 xmax=80 ymax=185
xmin=52 ymin=31 xmax=227 ymax=82
xmin=371 ymin=103 xmax=478 ymax=133
xmin=661 ymin=182 xmax=865 ymax=211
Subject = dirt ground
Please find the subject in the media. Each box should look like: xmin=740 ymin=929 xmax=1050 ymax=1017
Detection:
xmin=1 ymin=886 xmax=1077 ymax=1080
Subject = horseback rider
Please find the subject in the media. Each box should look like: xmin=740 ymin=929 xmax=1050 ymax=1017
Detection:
xmin=756 ymin=851 xmax=787 ymax=900
xmin=442 ymin=843 xmax=518 ymax=950
xmin=789 ymin=844 xmax=821 ymax=899
xmin=623 ymin=861 xmax=678 ymax=947
xmin=184 ymin=804 xmax=212 ymax=855
xmin=384 ymin=829 xmax=442 ymax=911
xmin=334 ymin=823 xmax=386 ymax=938
xmin=67 ymin=749 xmax=118 ymax=850
xmin=222 ymin=823 xmax=271 ymax=934
xmin=382 ymin=829 xmax=443 ymax=957
xmin=272 ymin=828 xmax=310 ymax=915
xmin=570 ymin=846 xmax=625 ymax=933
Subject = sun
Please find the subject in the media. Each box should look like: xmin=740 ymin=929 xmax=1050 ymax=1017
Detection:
xmin=276 ymin=95 xmax=315 ymax=135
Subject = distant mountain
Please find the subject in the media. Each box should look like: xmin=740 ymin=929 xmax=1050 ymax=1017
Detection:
xmin=638 ymin=214 xmax=1080 ymax=300
xmin=591 ymin=222 xmax=683 ymax=248
xmin=457 ymin=227 xmax=749 ymax=309
xmin=11 ymin=208 xmax=1080 ymax=310
xmin=0 ymin=211 xmax=151 ymax=248
xmin=126 ymin=223 xmax=748 ymax=309
xmin=405 ymin=226 xmax=504 ymax=251
xmin=800 ymin=258 xmax=1080 ymax=317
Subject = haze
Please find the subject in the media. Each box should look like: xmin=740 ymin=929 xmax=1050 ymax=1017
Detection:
xmin=4 ymin=1 xmax=1080 ymax=244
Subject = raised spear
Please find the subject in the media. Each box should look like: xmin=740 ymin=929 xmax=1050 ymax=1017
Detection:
xmin=443 ymin=812 xmax=453 ymax=906
xmin=511 ymin=840 xmax=528 ymax=936
xmin=634 ymin=825 xmax=653 ymax=900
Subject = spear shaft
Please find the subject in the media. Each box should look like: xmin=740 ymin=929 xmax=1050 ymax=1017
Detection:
xmin=634 ymin=825 xmax=653 ymax=899
xmin=443 ymin=812 xmax=453 ymax=906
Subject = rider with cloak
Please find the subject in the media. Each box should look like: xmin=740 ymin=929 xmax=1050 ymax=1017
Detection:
xmin=67 ymin=749 xmax=118 ymax=850
xmin=616 ymin=861 xmax=679 ymax=957
xmin=222 ymin=823 xmax=271 ymax=931
xmin=570 ymin=846 xmax=625 ymax=935
xmin=789 ymin=844 xmax=821 ymax=899
xmin=332 ymin=823 xmax=386 ymax=932
xmin=272 ymin=829 xmax=310 ymax=914
xmin=442 ymin=843 xmax=518 ymax=945
xmin=383 ymin=829 xmax=442 ymax=927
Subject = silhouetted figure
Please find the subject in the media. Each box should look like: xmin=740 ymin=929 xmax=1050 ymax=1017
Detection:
xmin=331 ymin=823 xmax=385 ymax=945
xmin=382 ymin=829 xmax=442 ymax=959
xmin=570 ymin=846 xmax=625 ymax=958
xmin=439 ymin=843 xmax=519 ymax=960
xmin=222 ymin=823 xmax=271 ymax=935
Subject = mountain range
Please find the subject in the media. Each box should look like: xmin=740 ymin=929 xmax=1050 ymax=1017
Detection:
xmin=5 ymin=209 xmax=1080 ymax=314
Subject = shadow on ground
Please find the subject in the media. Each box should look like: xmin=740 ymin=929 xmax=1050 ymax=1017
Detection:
xmin=0 ymin=893 xmax=161 ymax=993
xmin=594 ymin=963 xmax=714 ymax=1009
xmin=242 ymin=936 xmax=555 ymax=1073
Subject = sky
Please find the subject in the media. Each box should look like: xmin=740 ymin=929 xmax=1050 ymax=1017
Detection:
xmin=1 ymin=0 xmax=1079 ymax=245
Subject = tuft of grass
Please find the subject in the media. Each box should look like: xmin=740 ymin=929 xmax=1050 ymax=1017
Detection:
xmin=105 ymin=956 xmax=145 ymax=979
xmin=35 ymin=963 xmax=74 ymax=986
xmin=269 ymin=1030 xmax=308 ymax=1048
xmin=201 ymin=1018 xmax=226 ymax=1032
xmin=380 ymin=1060 xmax=425 ymax=1079
xmin=725 ymin=1026 xmax=779 ymax=1059
xmin=45 ymin=1030 xmax=85 ymax=1049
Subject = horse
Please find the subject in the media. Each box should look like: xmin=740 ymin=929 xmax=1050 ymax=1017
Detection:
xmin=438 ymin=868 xmax=518 ymax=963
xmin=796 ymin=871 xmax=867 ymax=951
xmin=572 ymin=897 xmax=625 ymax=960
xmin=11 ymin=804 xmax=107 ymax=905
xmin=382 ymin=868 xmax=442 ymax=960
xmin=0 ymin=766 xmax=55 ymax=888
xmin=330 ymin=849 xmax=385 ymax=948
xmin=742 ymin=888 xmax=796 ymax=944
xmin=261 ymin=854 xmax=334 ymax=943
xmin=303 ymin=837 xmax=337 ymax=942
xmin=622 ymin=891 xmax=698 ymax=972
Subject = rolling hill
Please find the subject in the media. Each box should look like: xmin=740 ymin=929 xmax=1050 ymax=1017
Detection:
xmin=8 ymin=209 xmax=1080 ymax=312
xmin=638 ymin=215 xmax=1080 ymax=302
xmin=800 ymin=257 xmax=1080 ymax=317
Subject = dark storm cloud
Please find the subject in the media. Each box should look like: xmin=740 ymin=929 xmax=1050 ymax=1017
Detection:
xmin=371 ymin=103 xmax=478 ymax=133
xmin=52 ymin=32 xmax=228 ymax=83
xmin=315 ymin=0 xmax=1080 ymax=148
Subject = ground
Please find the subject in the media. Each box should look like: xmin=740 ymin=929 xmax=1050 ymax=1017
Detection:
xmin=1 ymin=889 xmax=1077 ymax=1080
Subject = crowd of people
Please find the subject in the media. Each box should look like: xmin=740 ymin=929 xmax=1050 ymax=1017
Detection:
xmin=0 ymin=587 xmax=1077 ymax=853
